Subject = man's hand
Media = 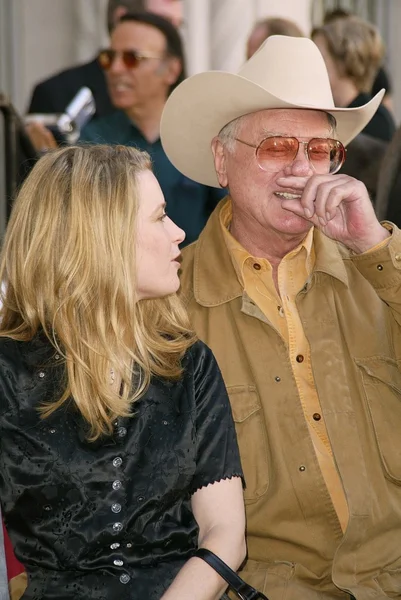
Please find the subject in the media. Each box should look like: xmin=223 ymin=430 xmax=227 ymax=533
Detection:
xmin=276 ymin=173 xmax=390 ymax=254
xmin=25 ymin=122 xmax=58 ymax=153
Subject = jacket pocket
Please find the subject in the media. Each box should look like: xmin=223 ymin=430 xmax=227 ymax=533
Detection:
xmin=227 ymin=385 xmax=269 ymax=503
xmin=355 ymin=356 xmax=401 ymax=484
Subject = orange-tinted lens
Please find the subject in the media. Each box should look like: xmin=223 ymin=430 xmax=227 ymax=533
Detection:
xmin=122 ymin=51 xmax=140 ymax=68
xmin=98 ymin=50 xmax=140 ymax=70
xmin=308 ymin=138 xmax=345 ymax=174
xmin=98 ymin=50 xmax=114 ymax=70
xmin=257 ymin=137 xmax=298 ymax=164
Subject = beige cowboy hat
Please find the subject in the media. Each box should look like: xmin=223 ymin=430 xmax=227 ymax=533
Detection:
xmin=160 ymin=35 xmax=384 ymax=188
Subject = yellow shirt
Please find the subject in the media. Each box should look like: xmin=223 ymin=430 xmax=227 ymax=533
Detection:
xmin=220 ymin=200 xmax=350 ymax=532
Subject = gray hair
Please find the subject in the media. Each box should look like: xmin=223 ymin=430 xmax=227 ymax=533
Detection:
xmin=218 ymin=111 xmax=338 ymax=152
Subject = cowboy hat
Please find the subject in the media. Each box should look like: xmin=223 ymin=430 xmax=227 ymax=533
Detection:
xmin=160 ymin=35 xmax=384 ymax=188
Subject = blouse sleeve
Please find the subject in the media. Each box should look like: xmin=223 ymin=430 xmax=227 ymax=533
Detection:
xmin=188 ymin=341 xmax=244 ymax=494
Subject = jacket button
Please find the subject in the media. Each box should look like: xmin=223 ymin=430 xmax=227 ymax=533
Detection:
xmin=376 ymin=264 xmax=383 ymax=271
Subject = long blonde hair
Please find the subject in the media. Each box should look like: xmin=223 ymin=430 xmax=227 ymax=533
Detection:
xmin=0 ymin=145 xmax=195 ymax=439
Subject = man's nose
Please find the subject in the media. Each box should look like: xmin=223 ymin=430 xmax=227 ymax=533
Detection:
xmin=285 ymin=142 xmax=314 ymax=177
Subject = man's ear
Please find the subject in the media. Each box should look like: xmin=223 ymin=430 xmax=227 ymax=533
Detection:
xmin=211 ymin=137 xmax=229 ymax=188
xmin=162 ymin=57 xmax=182 ymax=86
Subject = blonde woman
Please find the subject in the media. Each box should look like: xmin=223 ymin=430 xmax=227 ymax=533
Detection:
xmin=0 ymin=145 xmax=245 ymax=600
xmin=312 ymin=16 xmax=395 ymax=142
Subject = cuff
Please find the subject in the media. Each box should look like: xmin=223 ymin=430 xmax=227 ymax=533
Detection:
xmin=350 ymin=222 xmax=401 ymax=289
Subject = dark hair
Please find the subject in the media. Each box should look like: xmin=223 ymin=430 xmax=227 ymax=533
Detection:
xmin=107 ymin=0 xmax=146 ymax=34
xmin=323 ymin=8 xmax=352 ymax=24
xmin=118 ymin=12 xmax=186 ymax=91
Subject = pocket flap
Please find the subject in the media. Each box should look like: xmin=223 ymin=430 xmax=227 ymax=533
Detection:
xmin=228 ymin=385 xmax=260 ymax=422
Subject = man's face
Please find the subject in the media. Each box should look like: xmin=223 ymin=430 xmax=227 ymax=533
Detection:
xmin=146 ymin=0 xmax=183 ymax=28
xmin=246 ymin=24 xmax=268 ymax=59
xmin=106 ymin=21 xmax=172 ymax=111
xmin=213 ymin=109 xmax=333 ymax=240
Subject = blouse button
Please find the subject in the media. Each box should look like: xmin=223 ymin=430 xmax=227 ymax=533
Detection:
xmin=162 ymin=420 xmax=168 ymax=426
xmin=126 ymin=542 xmax=132 ymax=548
xmin=49 ymin=428 xmax=56 ymax=434
xmin=117 ymin=427 xmax=127 ymax=438
xmin=113 ymin=457 xmax=123 ymax=468
xmin=54 ymin=353 xmax=60 ymax=360
xmin=110 ymin=542 xmax=120 ymax=550
xmin=114 ymin=559 xmax=124 ymax=567
xmin=112 ymin=480 xmax=122 ymax=491
xmin=120 ymin=574 xmax=130 ymax=584
xmin=112 ymin=522 xmax=123 ymax=533
xmin=137 ymin=496 xmax=144 ymax=502
xmin=111 ymin=503 xmax=122 ymax=514
xmin=38 ymin=371 xmax=46 ymax=378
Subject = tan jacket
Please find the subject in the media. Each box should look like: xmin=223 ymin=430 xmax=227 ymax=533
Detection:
xmin=180 ymin=198 xmax=401 ymax=599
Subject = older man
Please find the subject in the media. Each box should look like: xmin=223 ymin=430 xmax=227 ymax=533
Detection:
xmin=160 ymin=36 xmax=401 ymax=598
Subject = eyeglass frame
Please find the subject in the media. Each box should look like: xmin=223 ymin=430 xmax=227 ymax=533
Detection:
xmin=234 ymin=135 xmax=346 ymax=175
xmin=98 ymin=48 xmax=165 ymax=70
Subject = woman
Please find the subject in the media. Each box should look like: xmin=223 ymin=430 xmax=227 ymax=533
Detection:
xmin=312 ymin=16 xmax=395 ymax=142
xmin=0 ymin=145 xmax=245 ymax=599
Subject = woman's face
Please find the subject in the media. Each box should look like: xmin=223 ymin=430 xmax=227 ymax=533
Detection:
xmin=135 ymin=170 xmax=185 ymax=300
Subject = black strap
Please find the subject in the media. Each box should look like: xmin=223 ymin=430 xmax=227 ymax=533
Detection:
xmin=194 ymin=548 xmax=269 ymax=600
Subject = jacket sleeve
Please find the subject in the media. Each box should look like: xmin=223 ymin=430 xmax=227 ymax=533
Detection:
xmin=350 ymin=223 xmax=401 ymax=326
xmin=188 ymin=342 xmax=244 ymax=495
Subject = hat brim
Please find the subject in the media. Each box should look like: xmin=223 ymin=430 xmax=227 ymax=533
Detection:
xmin=161 ymin=71 xmax=385 ymax=188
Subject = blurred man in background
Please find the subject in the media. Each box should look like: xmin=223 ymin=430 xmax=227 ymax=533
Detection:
xmin=28 ymin=0 xmax=183 ymax=118
xmin=246 ymin=16 xmax=304 ymax=59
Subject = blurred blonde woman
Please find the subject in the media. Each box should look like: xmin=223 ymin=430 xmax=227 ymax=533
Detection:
xmin=0 ymin=145 xmax=245 ymax=600
xmin=312 ymin=16 xmax=395 ymax=141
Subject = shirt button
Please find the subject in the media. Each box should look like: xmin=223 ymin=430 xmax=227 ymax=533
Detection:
xmin=120 ymin=574 xmax=130 ymax=584
xmin=113 ymin=457 xmax=123 ymax=468
xmin=114 ymin=559 xmax=124 ymax=567
xmin=110 ymin=542 xmax=120 ymax=550
xmin=277 ymin=306 xmax=284 ymax=317
xmin=253 ymin=263 xmax=261 ymax=270
xmin=112 ymin=522 xmax=123 ymax=533
xmin=117 ymin=427 xmax=127 ymax=438
xmin=313 ymin=413 xmax=321 ymax=421
xmin=112 ymin=503 xmax=122 ymax=514
xmin=112 ymin=480 xmax=122 ymax=491
xmin=296 ymin=354 xmax=304 ymax=363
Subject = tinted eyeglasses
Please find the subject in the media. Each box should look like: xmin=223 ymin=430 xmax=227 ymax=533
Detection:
xmin=235 ymin=136 xmax=346 ymax=175
xmin=98 ymin=49 xmax=163 ymax=70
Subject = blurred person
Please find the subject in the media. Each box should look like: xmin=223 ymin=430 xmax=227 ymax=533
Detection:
xmin=78 ymin=12 xmax=225 ymax=246
xmin=322 ymin=8 xmax=394 ymax=115
xmin=0 ymin=144 xmax=245 ymax=600
xmin=312 ymin=16 xmax=395 ymax=142
xmin=246 ymin=16 xmax=304 ymax=59
xmin=26 ymin=0 xmax=183 ymax=121
xmin=160 ymin=34 xmax=401 ymax=598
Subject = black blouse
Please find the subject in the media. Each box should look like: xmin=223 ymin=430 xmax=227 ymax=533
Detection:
xmin=0 ymin=336 xmax=243 ymax=599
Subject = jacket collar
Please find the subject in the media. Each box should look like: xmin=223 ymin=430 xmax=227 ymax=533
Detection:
xmin=193 ymin=197 xmax=349 ymax=307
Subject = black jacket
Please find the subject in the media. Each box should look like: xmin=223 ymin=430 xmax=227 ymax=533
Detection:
xmin=27 ymin=57 xmax=114 ymax=118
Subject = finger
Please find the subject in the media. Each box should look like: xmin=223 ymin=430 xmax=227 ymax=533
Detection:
xmin=278 ymin=197 xmax=319 ymax=227
xmin=313 ymin=179 xmax=347 ymax=225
